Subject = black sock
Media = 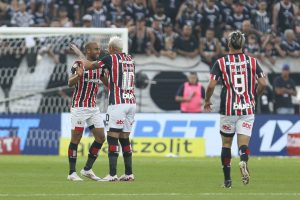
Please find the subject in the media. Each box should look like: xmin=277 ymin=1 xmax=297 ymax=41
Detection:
xmin=68 ymin=143 xmax=78 ymax=175
xmin=84 ymin=141 xmax=103 ymax=171
xmin=221 ymin=147 xmax=231 ymax=181
xmin=239 ymin=145 xmax=250 ymax=162
xmin=107 ymin=136 xmax=119 ymax=176
xmin=119 ymin=138 xmax=132 ymax=175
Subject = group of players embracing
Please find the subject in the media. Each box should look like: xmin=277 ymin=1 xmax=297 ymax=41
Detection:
xmin=67 ymin=36 xmax=136 ymax=182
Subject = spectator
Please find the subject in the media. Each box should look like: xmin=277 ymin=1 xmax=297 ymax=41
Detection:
xmin=175 ymin=72 xmax=205 ymax=113
xmin=33 ymin=2 xmax=48 ymax=27
xmin=160 ymin=36 xmax=177 ymax=59
xmin=151 ymin=18 xmax=164 ymax=56
xmin=260 ymin=34 xmax=286 ymax=68
xmin=159 ymin=0 xmax=181 ymax=25
xmin=87 ymin=0 xmax=108 ymax=27
xmin=57 ymin=6 xmax=73 ymax=27
xmin=110 ymin=15 xmax=125 ymax=28
xmin=54 ymin=0 xmax=80 ymax=25
xmin=129 ymin=16 xmax=154 ymax=55
xmin=273 ymin=64 xmax=297 ymax=114
xmin=202 ymin=0 xmax=221 ymax=34
xmin=148 ymin=3 xmax=171 ymax=29
xmin=10 ymin=0 xmax=34 ymax=27
xmin=228 ymin=2 xmax=249 ymax=30
xmin=126 ymin=0 xmax=149 ymax=22
xmin=199 ymin=29 xmax=221 ymax=66
xmin=273 ymin=0 xmax=298 ymax=34
xmin=218 ymin=0 xmax=233 ymax=30
xmin=252 ymin=0 xmax=271 ymax=34
xmin=177 ymin=1 xmax=202 ymax=36
xmin=174 ymin=24 xmax=199 ymax=58
xmin=281 ymin=29 xmax=300 ymax=57
xmin=0 ymin=0 xmax=19 ymax=26
xmin=244 ymin=0 xmax=258 ymax=19
xmin=161 ymin=21 xmax=179 ymax=59
xmin=220 ymin=29 xmax=231 ymax=55
xmin=244 ymin=34 xmax=261 ymax=59
xmin=81 ymin=14 xmax=92 ymax=28
xmin=106 ymin=0 xmax=124 ymax=26
xmin=295 ymin=5 xmax=300 ymax=40
xmin=242 ymin=20 xmax=261 ymax=43
xmin=163 ymin=21 xmax=179 ymax=41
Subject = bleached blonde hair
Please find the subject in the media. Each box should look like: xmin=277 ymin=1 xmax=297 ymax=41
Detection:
xmin=108 ymin=36 xmax=123 ymax=51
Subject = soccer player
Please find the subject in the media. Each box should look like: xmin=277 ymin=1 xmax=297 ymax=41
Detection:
xmin=71 ymin=37 xmax=136 ymax=182
xmin=67 ymin=42 xmax=107 ymax=181
xmin=204 ymin=31 xmax=266 ymax=188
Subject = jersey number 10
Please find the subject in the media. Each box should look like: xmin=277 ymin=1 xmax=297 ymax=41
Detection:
xmin=122 ymin=71 xmax=134 ymax=90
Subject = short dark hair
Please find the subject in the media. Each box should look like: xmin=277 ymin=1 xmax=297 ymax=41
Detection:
xmin=228 ymin=30 xmax=245 ymax=50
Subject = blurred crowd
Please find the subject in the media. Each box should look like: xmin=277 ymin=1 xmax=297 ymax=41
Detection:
xmin=0 ymin=0 xmax=299 ymax=67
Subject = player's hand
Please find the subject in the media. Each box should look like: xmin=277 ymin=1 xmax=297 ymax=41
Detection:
xmin=204 ymin=101 xmax=213 ymax=112
xmin=70 ymin=43 xmax=85 ymax=58
xmin=76 ymin=65 xmax=84 ymax=77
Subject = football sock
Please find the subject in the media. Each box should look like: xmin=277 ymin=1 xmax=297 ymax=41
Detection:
xmin=68 ymin=142 xmax=78 ymax=175
xmin=221 ymin=147 xmax=231 ymax=181
xmin=107 ymin=136 xmax=119 ymax=176
xmin=119 ymin=138 xmax=133 ymax=175
xmin=84 ymin=140 xmax=103 ymax=171
xmin=239 ymin=145 xmax=250 ymax=162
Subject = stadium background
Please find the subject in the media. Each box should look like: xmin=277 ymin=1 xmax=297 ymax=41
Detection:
xmin=0 ymin=0 xmax=300 ymax=161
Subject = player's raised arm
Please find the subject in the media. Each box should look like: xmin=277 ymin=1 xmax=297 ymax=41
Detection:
xmin=70 ymin=43 xmax=101 ymax=70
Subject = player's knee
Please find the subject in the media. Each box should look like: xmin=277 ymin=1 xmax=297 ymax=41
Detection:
xmin=119 ymin=138 xmax=132 ymax=156
xmin=239 ymin=145 xmax=250 ymax=162
xmin=95 ymin=135 xmax=105 ymax=144
xmin=107 ymin=136 xmax=119 ymax=155
xmin=71 ymin=131 xmax=83 ymax=144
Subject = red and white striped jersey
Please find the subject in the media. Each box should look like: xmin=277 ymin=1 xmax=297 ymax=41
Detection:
xmin=210 ymin=53 xmax=265 ymax=116
xmin=98 ymin=53 xmax=136 ymax=105
xmin=71 ymin=62 xmax=102 ymax=108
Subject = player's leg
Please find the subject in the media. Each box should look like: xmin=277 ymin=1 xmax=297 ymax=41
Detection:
xmin=236 ymin=115 xmax=254 ymax=185
xmin=81 ymin=109 xmax=105 ymax=181
xmin=67 ymin=108 xmax=85 ymax=181
xmin=101 ymin=105 xmax=124 ymax=181
xmin=119 ymin=132 xmax=134 ymax=181
xmin=119 ymin=104 xmax=135 ymax=181
xmin=220 ymin=115 xmax=236 ymax=188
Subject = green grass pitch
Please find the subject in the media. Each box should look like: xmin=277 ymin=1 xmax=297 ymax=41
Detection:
xmin=0 ymin=155 xmax=299 ymax=200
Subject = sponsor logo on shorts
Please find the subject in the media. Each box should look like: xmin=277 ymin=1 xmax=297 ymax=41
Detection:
xmin=222 ymin=124 xmax=232 ymax=131
xmin=116 ymin=120 xmax=124 ymax=125
xmin=242 ymin=122 xmax=252 ymax=129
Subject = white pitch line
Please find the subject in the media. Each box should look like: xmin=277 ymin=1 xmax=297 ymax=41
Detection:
xmin=0 ymin=193 xmax=300 ymax=197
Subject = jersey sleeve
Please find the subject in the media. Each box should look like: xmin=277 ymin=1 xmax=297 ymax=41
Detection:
xmin=71 ymin=62 xmax=79 ymax=74
xmin=99 ymin=55 xmax=112 ymax=69
xmin=255 ymin=60 xmax=265 ymax=78
xmin=210 ymin=60 xmax=222 ymax=81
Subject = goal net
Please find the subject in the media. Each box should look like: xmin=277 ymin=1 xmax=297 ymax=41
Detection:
xmin=0 ymin=27 xmax=128 ymax=114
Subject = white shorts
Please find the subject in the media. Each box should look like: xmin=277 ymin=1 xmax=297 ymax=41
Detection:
xmin=71 ymin=107 xmax=104 ymax=131
xmin=106 ymin=104 xmax=136 ymax=132
xmin=220 ymin=115 xmax=255 ymax=137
